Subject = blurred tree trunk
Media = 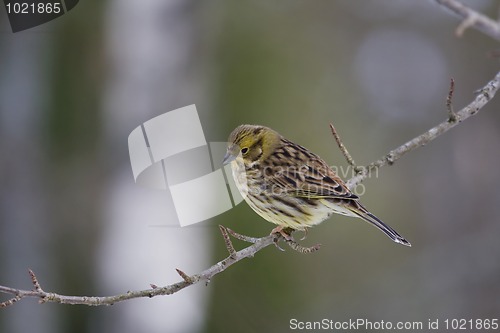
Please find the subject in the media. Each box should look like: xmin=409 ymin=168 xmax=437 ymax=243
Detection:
xmin=0 ymin=32 xmax=56 ymax=333
xmin=98 ymin=1 xmax=211 ymax=333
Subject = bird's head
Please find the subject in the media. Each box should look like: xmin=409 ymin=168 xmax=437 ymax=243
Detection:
xmin=223 ymin=125 xmax=281 ymax=166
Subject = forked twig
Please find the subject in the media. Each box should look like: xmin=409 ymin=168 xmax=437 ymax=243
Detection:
xmin=225 ymin=226 xmax=320 ymax=255
xmin=218 ymin=225 xmax=236 ymax=256
xmin=329 ymin=123 xmax=358 ymax=169
xmin=435 ymin=0 xmax=500 ymax=41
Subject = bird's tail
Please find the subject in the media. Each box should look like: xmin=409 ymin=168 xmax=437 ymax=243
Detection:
xmin=350 ymin=204 xmax=411 ymax=247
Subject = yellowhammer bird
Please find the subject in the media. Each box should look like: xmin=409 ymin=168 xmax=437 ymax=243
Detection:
xmin=222 ymin=124 xmax=410 ymax=247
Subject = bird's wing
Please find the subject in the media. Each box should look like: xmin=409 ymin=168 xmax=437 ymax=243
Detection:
xmin=266 ymin=156 xmax=358 ymax=200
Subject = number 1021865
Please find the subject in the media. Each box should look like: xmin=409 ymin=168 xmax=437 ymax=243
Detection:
xmin=444 ymin=319 xmax=498 ymax=330
xmin=5 ymin=2 xmax=62 ymax=14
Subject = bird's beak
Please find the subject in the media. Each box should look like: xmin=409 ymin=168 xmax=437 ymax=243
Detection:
xmin=222 ymin=145 xmax=238 ymax=165
xmin=222 ymin=151 xmax=237 ymax=166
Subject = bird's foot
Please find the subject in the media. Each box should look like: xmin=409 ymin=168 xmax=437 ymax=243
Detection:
xmin=270 ymin=226 xmax=320 ymax=254
xmin=271 ymin=226 xmax=294 ymax=251
xmin=271 ymin=226 xmax=294 ymax=242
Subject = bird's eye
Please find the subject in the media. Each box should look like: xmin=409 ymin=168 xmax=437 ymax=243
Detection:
xmin=241 ymin=147 xmax=249 ymax=155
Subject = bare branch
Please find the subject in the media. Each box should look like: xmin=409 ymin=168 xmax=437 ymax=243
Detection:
xmin=28 ymin=269 xmax=42 ymax=292
xmin=225 ymin=227 xmax=260 ymax=244
xmin=218 ymin=225 xmax=236 ymax=256
xmin=447 ymin=78 xmax=457 ymax=122
xmin=347 ymin=70 xmax=500 ymax=189
xmin=329 ymin=123 xmax=358 ymax=168
xmin=435 ymin=0 xmax=500 ymax=41
xmin=2 ymin=70 xmax=500 ymax=307
xmin=0 ymin=295 xmax=22 ymax=308
xmin=1 ymin=235 xmax=277 ymax=306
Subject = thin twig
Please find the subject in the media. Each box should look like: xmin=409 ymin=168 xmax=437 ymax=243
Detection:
xmin=225 ymin=227 xmax=260 ymax=244
xmin=0 ymin=295 xmax=21 ymax=308
xmin=175 ymin=269 xmax=193 ymax=284
xmin=329 ymin=123 xmax=358 ymax=169
xmin=218 ymin=225 xmax=236 ymax=256
xmin=435 ymin=0 xmax=500 ymax=41
xmin=28 ymin=269 xmax=42 ymax=292
xmin=456 ymin=14 xmax=479 ymax=37
xmin=447 ymin=78 xmax=457 ymax=122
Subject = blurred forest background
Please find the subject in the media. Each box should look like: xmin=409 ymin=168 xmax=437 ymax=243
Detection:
xmin=1 ymin=1 xmax=500 ymax=332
